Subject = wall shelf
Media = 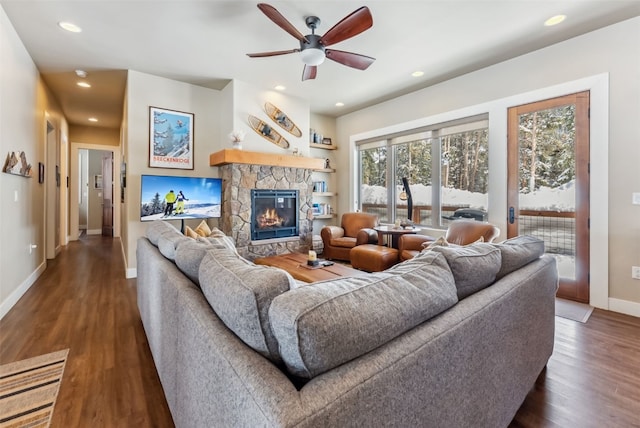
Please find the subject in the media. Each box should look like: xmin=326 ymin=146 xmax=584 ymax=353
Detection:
xmin=313 ymin=214 xmax=336 ymax=220
xmin=312 ymin=167 xmax=336 ymax=173
xmin=312 ymin=192 xmax=336 ymax=197
xmin=209 ymin=149 xmax=325 ymax=169
xmin=310 ymin=142 xmax=337 ymax=150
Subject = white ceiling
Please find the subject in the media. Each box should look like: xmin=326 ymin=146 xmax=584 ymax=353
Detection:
xmin=2 ymin=1 xmax=639 ymax=129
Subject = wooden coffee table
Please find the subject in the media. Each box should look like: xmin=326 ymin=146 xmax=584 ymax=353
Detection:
xmin=254 ymin=252 xmax=361 ymax=283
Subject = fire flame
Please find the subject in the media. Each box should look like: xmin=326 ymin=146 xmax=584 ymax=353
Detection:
xmin=257 ymin=208 xmax=285 ymax=228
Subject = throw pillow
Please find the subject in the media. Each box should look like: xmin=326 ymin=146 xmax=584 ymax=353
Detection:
xmin=194 ymin=220 xmax=212 ymax=237
xmin=422 ymin=235 xmax=449 ymax=249
xmin=199 ymin=248 xmax=296 ymax=365
xmin=493 ymin=235 xmax=545 ymax=279
xmin=184 ymin=225 xmax=199 ymax=239
xmin=268 ymin=251 xmax=458 ymax=379
xmin=429 ymin=242 xmax=501 ymax=299
xmin=208 ymin=226 xmax=226 ymax=238
xmin=198 ymin=235 xmax=240 ymax=258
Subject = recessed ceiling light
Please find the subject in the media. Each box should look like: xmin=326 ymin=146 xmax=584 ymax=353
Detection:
xmin=58 ymin=21 xmax=82 ymax=33
xmin=544 ymin=15 xmax=566 ymax=26
xmin=77 ymin=81 xmax=91 ymax=88
xmin=88 ymin=117 xmax=98 ymax=122
xmin=411 ymin=71 xmax=424 ymax=77
xmin=274 ymin=85 xmax=286 ymax=91
xmin=335 ymin=102 xmax=344 ymax=107
xmin=75 ymin=69 xmax=88 ymax=78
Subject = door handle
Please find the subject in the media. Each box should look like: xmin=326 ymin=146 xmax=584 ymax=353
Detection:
xmin=509 ymin=207 xmax=515 ymax=224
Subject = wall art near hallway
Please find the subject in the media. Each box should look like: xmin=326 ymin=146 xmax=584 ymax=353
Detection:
xmin=149 ymin=106 xmax=194 ymax=170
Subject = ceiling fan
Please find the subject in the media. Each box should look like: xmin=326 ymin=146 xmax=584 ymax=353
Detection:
xmin=247 ymin=3 xmax=375 ymax=81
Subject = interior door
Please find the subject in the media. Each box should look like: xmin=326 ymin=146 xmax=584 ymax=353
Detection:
xmin=102 ymin=152 xmax=113 ymax=237
xmin=507 ymin=92 xmax=590 ymax=302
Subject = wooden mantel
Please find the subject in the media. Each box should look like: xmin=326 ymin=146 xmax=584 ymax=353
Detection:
xmin=210 ymin=149 xmax=325 ymax=170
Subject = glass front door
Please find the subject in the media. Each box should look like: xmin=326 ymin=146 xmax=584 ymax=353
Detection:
xmin=507 ymin=92 xmax=590 ymax=302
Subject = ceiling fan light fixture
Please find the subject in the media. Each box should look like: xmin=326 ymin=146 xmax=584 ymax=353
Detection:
xmin=300 ymin=48 xmax=325 ymax=66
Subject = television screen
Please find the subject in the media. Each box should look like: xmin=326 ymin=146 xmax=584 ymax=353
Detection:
xmin=140 ymin=174 xmax=222 ymax=221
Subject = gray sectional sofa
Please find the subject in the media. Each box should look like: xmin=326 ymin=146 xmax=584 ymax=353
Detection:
xmin=137 ymin=220 xmax=558 ymax=428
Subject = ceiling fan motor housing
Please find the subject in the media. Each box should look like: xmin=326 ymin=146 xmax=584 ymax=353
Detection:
xmin=300 ymin=34 xmax=325 ymax=65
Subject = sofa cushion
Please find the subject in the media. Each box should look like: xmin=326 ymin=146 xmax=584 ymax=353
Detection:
xmin=157 ymin=233 xmax=191 ymax=261
xmin=268 ymin=251 xmax=458 ymax=379
xmin=430 ymin=243 xmax=502 ymax=299
xmin=174 ymin=236 xmax=240 ymax=286
xmin=146 ymin=220 xmax=179 ymax=246
xmin=198 ymin=248 xmax=296 ymax=364
xmin=494 ymin=235 xmax=545 ymax=279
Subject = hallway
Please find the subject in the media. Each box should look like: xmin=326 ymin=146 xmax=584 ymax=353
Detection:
xmin=0 ymin=236 xmax=173 ymax=427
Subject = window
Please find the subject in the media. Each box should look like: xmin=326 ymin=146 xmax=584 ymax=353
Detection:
xmin=357 ymin=115 xmax=489 ymax=228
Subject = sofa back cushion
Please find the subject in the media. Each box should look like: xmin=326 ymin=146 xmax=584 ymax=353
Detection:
xmin=173 ymin=233 xmax=240 ymax=285
xmin=146 ymin=220 xmax=180 ymax=246
xmin=268 ymin=251 xmax=458 ymax=379
xmin=494 ymin=235 xmax=545 ymax=279
xmin=429 ymin=243 xmax=502 ymax=299
xmin=198 ymin=248 xmax=296 ymax=364
xmin=158 ymin=233 xmax=191 ymax=261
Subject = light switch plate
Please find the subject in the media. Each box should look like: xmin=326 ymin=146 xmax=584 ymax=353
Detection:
xmin=633 ymin=193 xmax=640 ymax=205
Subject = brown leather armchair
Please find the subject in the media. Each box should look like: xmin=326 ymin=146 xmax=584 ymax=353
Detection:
xmin=320 ymin=212 xmax=379 ymax=262
xmin=398 ymin=219 xmax=500 ymax=261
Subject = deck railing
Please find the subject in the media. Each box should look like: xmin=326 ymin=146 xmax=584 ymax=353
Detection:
xmin=361 ymin=204 xmax=576 ymax=256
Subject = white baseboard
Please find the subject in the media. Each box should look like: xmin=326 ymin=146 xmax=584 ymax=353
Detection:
xmin=120 ymin=237 xmax=137 ymax=279
xmin=126 ymin=267 xmax=137 ymax=279
xmin=87 ymin=229 xmax=102 ymax=235
xmin=0 ymin=261 xmax=46 ymax=320
xmin=608 ymin=298 xmax=640 ymax=318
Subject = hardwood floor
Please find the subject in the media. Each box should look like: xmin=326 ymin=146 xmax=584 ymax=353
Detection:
xmin=0 ymin=236 xmax=173 ymax=427
xmin=1 ymin=235 xmax=639 ymax=427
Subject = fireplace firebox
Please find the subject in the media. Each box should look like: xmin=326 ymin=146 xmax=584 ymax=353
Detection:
xmin=251 ymin=189 xmax=299 ymax=240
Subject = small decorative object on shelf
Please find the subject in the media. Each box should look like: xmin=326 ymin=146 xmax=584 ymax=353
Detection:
xmin=325 ymin=158 xmax=331 ymax=169
xmin=228 ymin=130 xmax=245 ymax=150
xmin=322 ymin=137 xmax=332 ymax=145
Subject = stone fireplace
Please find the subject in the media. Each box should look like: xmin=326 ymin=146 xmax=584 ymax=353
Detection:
xmin=211 ymin=149 xmax=324 ymax=260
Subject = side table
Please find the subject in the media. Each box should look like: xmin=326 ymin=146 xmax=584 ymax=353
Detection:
xmin=373 ymin=225 xmax=420 ymax=248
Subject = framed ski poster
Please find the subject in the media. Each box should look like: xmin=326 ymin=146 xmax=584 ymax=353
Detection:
xmin=149 ymin=106 xmax=194 ymax=169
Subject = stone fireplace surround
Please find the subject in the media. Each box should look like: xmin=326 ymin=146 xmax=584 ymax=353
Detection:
xmin=211 ymin=149 xmax=325 ymax=260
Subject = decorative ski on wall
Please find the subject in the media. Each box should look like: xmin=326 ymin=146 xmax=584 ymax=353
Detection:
xmin=248 ymin=115 xmax=290 ymax=149
xmin=264 ymin=102 xmax=302 ymax=137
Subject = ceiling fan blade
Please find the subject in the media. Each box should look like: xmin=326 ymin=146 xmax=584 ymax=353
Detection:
xmin=302 ymin=65 xmax=317 ymax=81
xmin=247 ymin=49 xmax=299 ymax=58
xmin=325 ymin=49 xmax=375 ymax=70
xmin=319 ymin=6 xmax=373 ymax=47
xmin=257 ymin=3 xmax=309 ymax=43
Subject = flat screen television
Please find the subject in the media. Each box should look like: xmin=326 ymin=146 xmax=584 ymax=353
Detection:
xmin=140 ymin=174 xmax=222 ymax=221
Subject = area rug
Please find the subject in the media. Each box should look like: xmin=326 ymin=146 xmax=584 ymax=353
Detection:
xmin=0 ymin=349 xmax=69 ymax=428
xmin=555 ymin=298 xmax=594 ymax=323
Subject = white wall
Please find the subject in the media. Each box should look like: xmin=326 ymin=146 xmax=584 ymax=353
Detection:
xmin=0 ymin=5 xmax=67 ymax=318
xmin=123 ymin=70 xmax=223 ymax=276
xmin=229 ymin=80 xmax=310 ymax=156
xmin=336 ymin=17 xmax=640 ymax=313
